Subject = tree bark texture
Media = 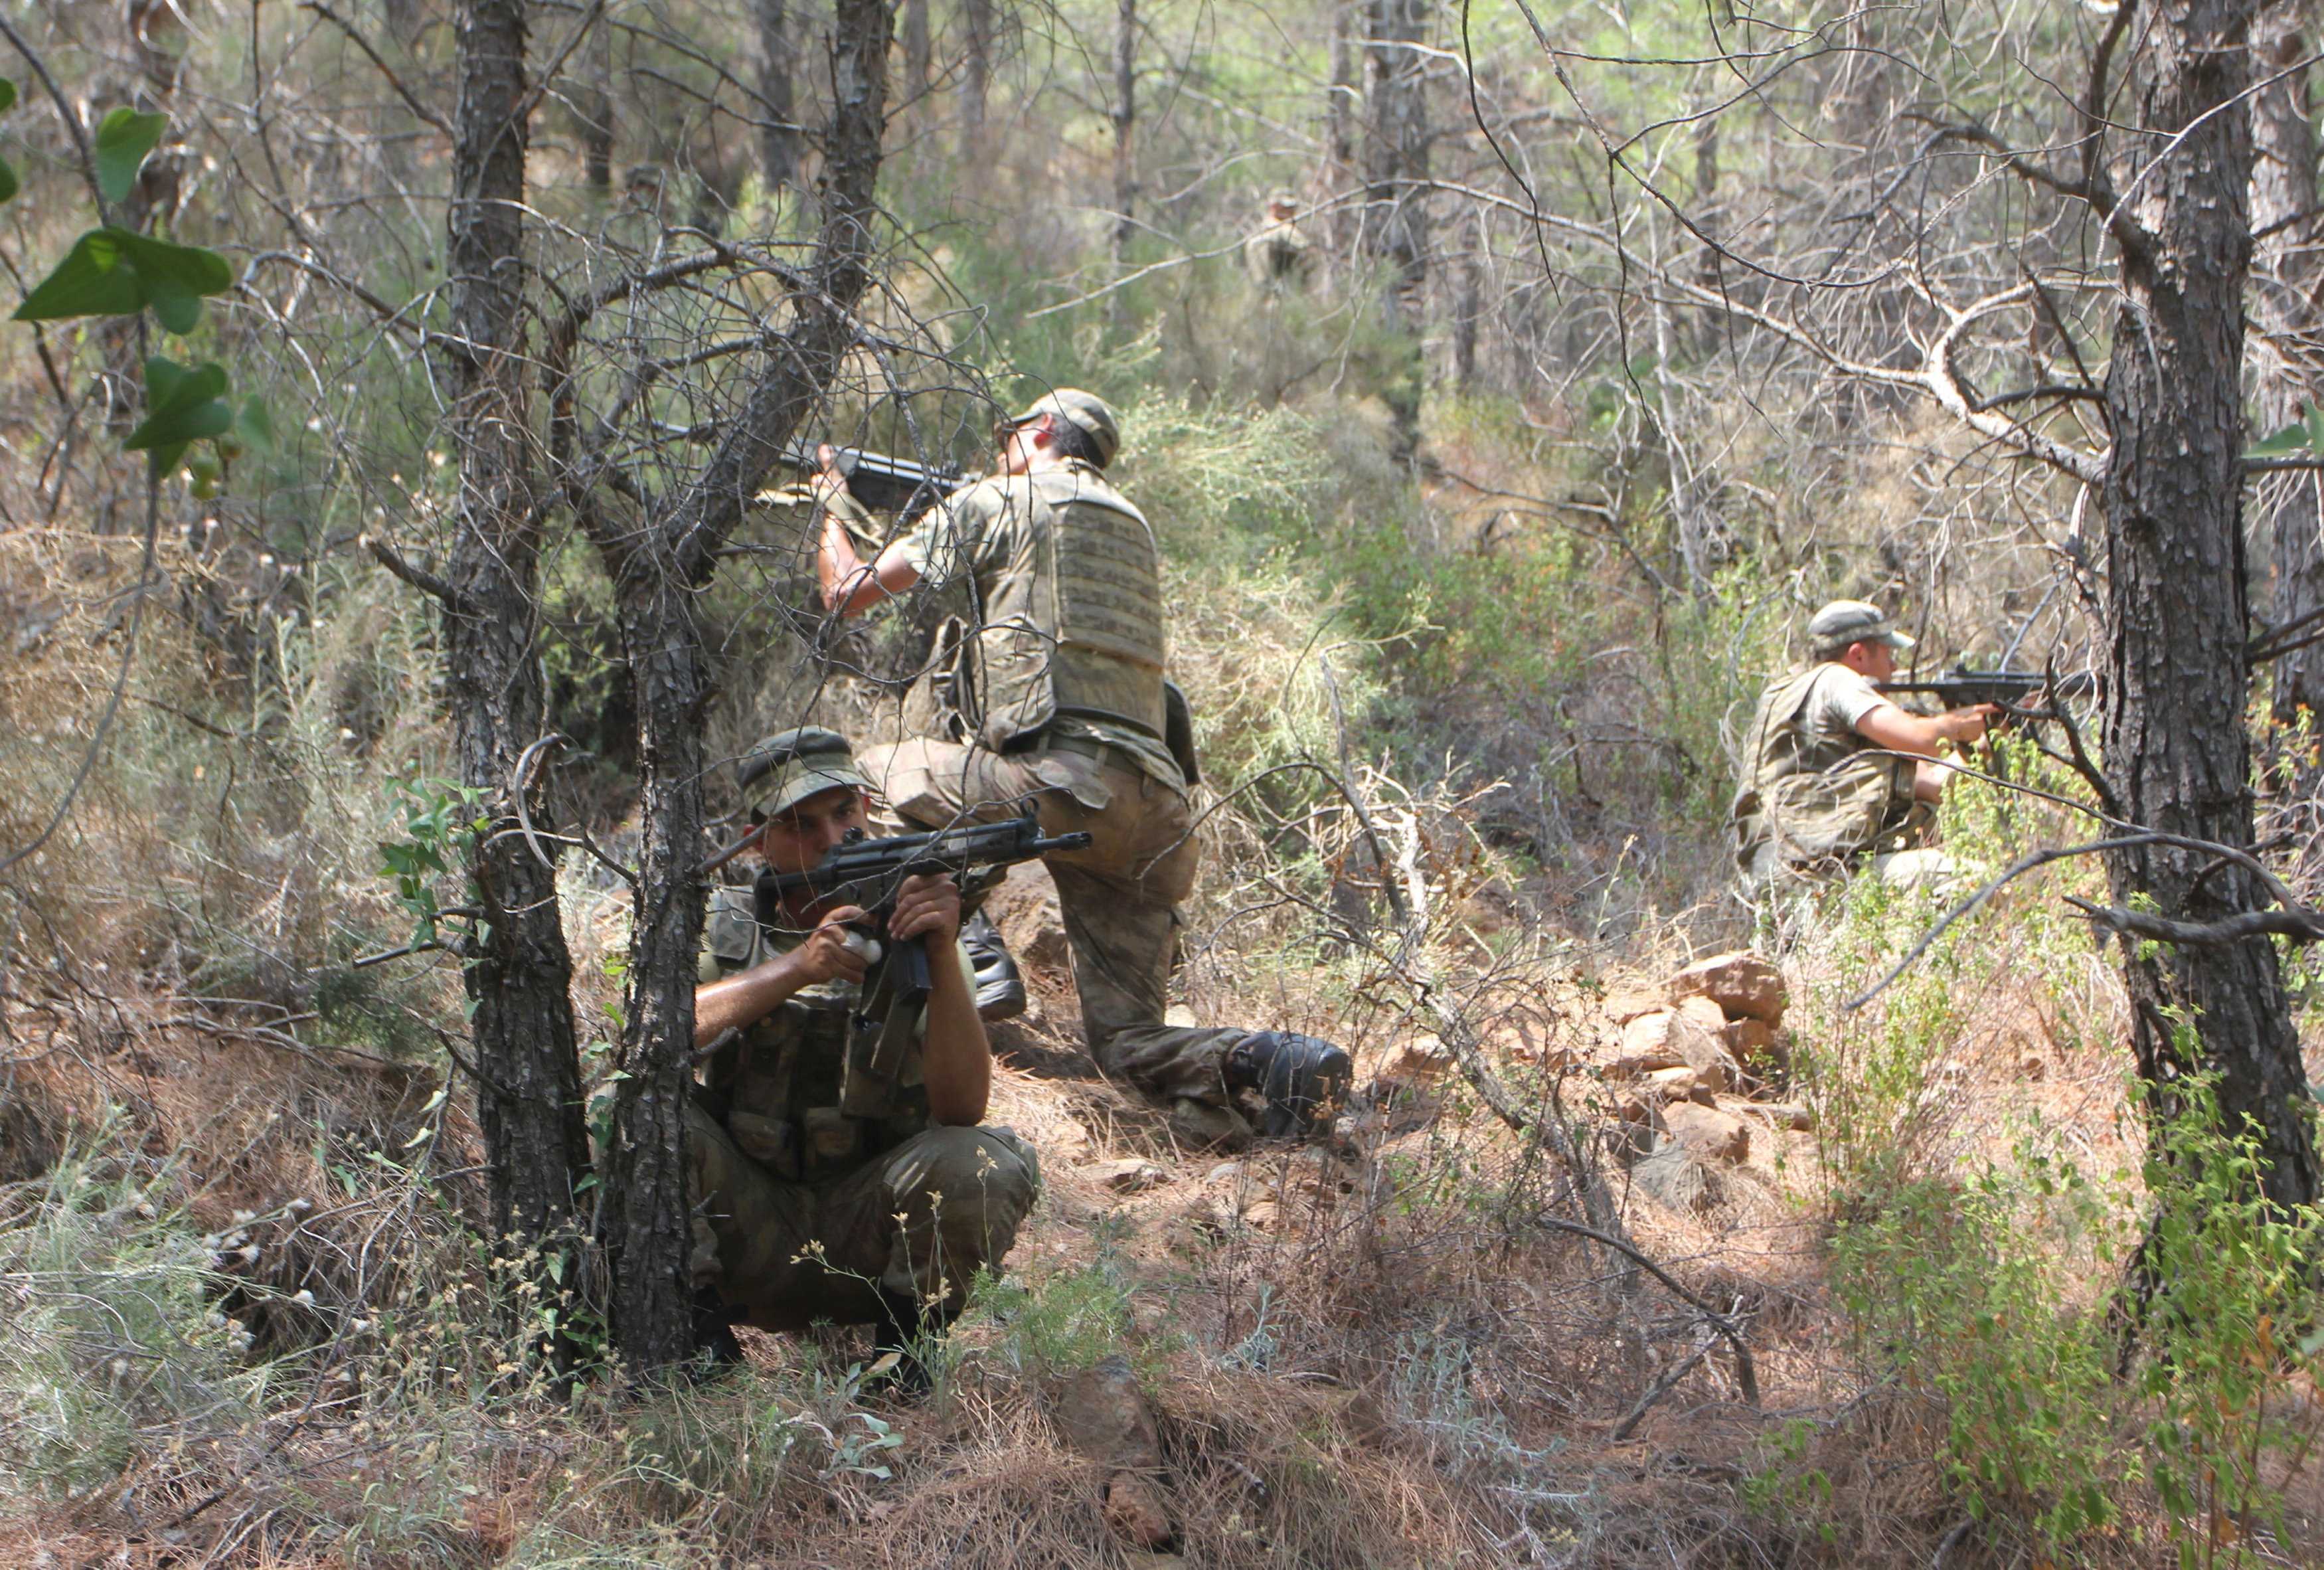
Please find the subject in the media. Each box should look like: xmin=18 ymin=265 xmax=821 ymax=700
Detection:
xmin=1111 ymin=0 xmax=1135 ymax=268
xmin=587 ymin=0 xmax=892 ymax=1371
xmin=962 ymin=0 xmax=993 ymax=154
xmin=1361 ymin=0 xmax=1428 ymax=453
xmin=1361 ymin=0 xmax=1429 ymax=318
xmin=2102 ymin=0 xmax=2321 ymax=1208
xmin=446 ymin=0 xmax=593 ymax=1261
xmin=580 ymin=8 xmax=614 ymax=192
xmin=902 ymin=0 xmax=930 ymax=103
xmin=1327 ymin=0 xmax=1357 ymax=251
xmin=2251 ymin=0 xmax=2324 ymax=721
xmin=758 ymin=0 xmax=801 ymax=191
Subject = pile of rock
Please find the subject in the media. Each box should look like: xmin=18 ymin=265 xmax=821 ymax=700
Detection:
xmin=1601 ymin=951 xmax=1807 ymax=1205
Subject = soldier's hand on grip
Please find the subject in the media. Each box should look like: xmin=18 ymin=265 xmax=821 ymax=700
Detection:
xmin=886 ymin=873 xmax=963 ymax=948
xmin=795 ymin=905 xmax=873 ymax=985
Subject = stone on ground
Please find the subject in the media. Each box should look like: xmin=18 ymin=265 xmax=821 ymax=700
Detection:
xmin=1100 ymin=1158 xmax=1171 ymax=1193
xmin=1665 ymin=950 xmax=1787 ymax=1023
xmin=1054 ymin=1355 xmax=1177 ymax=1549
xmin=1659 ymin=1101 xmax=1751 ymax=1164
xmin=1104 ymin=1472 xmax=1177 ymax=1550
xmin=1620 ymin=1009 xmax=1732 ymax=1090
xmin=1633 ymin=1138 xmax=1721 ymax=1213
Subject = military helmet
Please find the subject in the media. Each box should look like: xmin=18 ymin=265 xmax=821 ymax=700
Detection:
xmin=1807 ymin=600 xmax=1916 ymax=657
xmin=1006 ymin=387 xmax=1120 ymax=469
xmin=736 ymin=727 xmax=872 ymax=821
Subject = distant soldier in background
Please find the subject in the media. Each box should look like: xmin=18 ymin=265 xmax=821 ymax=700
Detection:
xmin=809 ymin=389 xmax=1353 ymax=1148
xmin=1243 ymin=189 xmax=1316 ymax=292
xmin=1730 ymin=600 xmax=1997 ymax=895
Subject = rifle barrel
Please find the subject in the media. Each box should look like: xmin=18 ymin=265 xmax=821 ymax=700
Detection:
xmin=774 ymin=440 xmax=966 ymax=515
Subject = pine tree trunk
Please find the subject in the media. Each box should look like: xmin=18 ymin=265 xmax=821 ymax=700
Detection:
xmin=962 ymin=0 xmax=992 ymax=155
xmin=2102 ymin=0 xmax=2322 ymax=1209
xmin=580 ymin=9 xmax=614 ymax=193
xmin=902 ymin=0 xmax=930 ymax=102
xmin=2252 ymin=0 xmax=2324 ymax=721
xmin=1326 ymin=0 xmax=1357 ymax=255
xmin=1111 ymin=0 xmax=1135 ymax=268
xmin=447 ymin=0 xmax=592 ymax=1280
xmin=758 ymin=0 xmax=800 ymax=191
xmin=1361 ymin=0 xmax=1429 ymax=456
xmin=590 ymin=0 xmax=892 ymax=1372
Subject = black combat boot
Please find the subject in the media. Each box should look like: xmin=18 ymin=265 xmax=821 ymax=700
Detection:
xmin=871 ymin=1288 xmax=961 ymax=1397
xmin=689 ymin=1286 xmax=748 ymax=1375
xmin=963 ymin=909 xmax=1028 ymax=1021
xmin=1224 ymin=1031 xmax=1355 ymax=1138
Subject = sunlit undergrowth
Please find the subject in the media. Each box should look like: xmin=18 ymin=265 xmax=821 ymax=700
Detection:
xmin=1750 ymin=736 xmax=2324 ymax=1565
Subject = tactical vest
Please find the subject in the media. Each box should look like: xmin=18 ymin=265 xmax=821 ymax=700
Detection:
xmin=697 ymin=889 xmax=932 ymax=1181
xmin=963 ymin=464 xmax=1169 ymax=750
xmin=1730 ymin=663 xmax=1918 ymax=878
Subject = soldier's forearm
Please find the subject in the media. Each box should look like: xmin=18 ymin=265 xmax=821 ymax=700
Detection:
xmin=693 ymin=953 xmax=809 ymax=1045
xmin=918 ymin=940 xmax=991 ymax=1126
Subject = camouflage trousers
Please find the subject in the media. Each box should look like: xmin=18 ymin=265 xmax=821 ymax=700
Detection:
xmin=687 ymin=1102 xmax=1039 ymax=1329
xmin=861 ymin=736 xmax=1254 ymax=1109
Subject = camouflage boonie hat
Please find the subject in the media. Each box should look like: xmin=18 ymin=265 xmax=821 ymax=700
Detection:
xmin=738 ymin=727 xmax=872 ymax=821
xmin=1007 ymin=388 xmax=1120 ymax=469
xmin=1807 ymin=600 xmax=1916 ymax=657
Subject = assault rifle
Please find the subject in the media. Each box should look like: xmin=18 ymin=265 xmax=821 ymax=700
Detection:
xmin=1876 ymin=664 xmax=2096 ymax=715
xmin=751 ymin=812 xmax=1090 ymax=1115
xmin=770 ymin=440 xmax=967 ymax=519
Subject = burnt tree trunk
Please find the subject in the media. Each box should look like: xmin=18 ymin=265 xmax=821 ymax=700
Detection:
xmin=445 ymin=0 xmax=592 ymax=1277
xmin=1361 ymin=0 xmax=1429 ymax=456
xmin=581 ymin=0 xmax=892 ymax=1371
xmin=2102 ymin=0 xmax=2322 ymax=1208
xmin=2252 ymin=0 xmax=2324 ymax=721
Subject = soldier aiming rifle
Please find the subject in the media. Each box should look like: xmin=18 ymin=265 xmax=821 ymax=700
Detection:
xmin=1731 ymin=601 xmax=2003 ymax=896
xmin=686 ymin=728 xmax=1046 ymax=1383
xmin=807 ymin=389 xmax=1355 ymax=1149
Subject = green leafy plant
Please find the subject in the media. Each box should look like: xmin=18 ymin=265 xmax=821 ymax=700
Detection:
xmin=92 ymin=106 xmax=167 ymax=203
xmin=376 ymin=774 xmax=485 ymax=948
xmin=2130 ymin=1071 xmax=2324 ymax=1569
xmin=0 ymin=92 xmax=268 ymax=485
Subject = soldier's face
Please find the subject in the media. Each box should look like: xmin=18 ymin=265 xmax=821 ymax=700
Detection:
xmin=995 ymin=414 xmax=1053 ymax=476
xmin=1842 ymin=641 xmax=1897 ymax=681
xmin=758 ymin=786 xmax=871 ymax=878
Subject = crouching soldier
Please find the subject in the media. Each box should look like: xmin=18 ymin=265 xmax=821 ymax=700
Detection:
xmin=687 ymin=727 xmax=1039 ymax=1379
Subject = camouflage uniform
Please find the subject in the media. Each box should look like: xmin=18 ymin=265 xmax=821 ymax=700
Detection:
xmin=1244 ymin=190 xmax=1317 ymax=290
xmin=839 ymin=400 xmax=1265 ymax=1125
xmin=688 ymin=873 xmax=1038 ymax=1330
xmin=1730 ymin=660 xmax=1926 ymax=890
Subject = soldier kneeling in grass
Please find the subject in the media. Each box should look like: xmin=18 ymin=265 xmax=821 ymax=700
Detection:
xmin=1730 ymin=600 xmax=1998 ymax=898
xmin=685 ymin=727 xmax=1039 ymax=1383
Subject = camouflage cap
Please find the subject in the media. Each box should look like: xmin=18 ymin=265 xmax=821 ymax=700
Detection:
xmin=1807 ymin=599 xmax=1916 ymax=656
xmin=1265 ymin=187 xmax=1300 ymax=211
xmin=1009 ymin=388 xmax=1120 ymax=468
xmin=737 ymin=727 xmax=872 ymax=820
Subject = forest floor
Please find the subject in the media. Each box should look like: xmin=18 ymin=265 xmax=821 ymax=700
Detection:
xmin=12 ymin=852 xmax=2297 ymax=1569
